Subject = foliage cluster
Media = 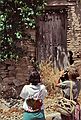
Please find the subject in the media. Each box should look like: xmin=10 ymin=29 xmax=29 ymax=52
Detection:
xmin=0 ymin=0 xmax=47 ymax=61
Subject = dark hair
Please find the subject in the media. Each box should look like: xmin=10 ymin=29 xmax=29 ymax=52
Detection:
xmin=29 ymin=70 xmax=40 ymax=85
xmin=60 ymin=70 xmax=69 ymax=82
xmin=68 ymin=67 xmax=79 ymax=80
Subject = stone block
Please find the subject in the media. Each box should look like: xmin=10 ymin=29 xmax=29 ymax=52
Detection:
xmin=46 ymin=112 xmax=61 ymax=120
xmin=8 ymin=66 xmax=15 ymax=71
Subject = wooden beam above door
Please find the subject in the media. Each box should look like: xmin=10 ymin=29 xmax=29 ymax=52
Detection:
xmin=47 ymin=0 xmax=76 ymax=7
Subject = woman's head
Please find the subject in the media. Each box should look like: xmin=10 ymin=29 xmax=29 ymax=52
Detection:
xmin=29 ymin=70 xmax=40 ymax=85
xmin=68 ymin=67 xmax=79 ymax=80
xmin=60 ymin=70 xmax=69 ymax=81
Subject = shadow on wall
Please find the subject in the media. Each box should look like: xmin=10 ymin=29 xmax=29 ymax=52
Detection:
xmin=68 ymin=50 xmax=74 ymax=65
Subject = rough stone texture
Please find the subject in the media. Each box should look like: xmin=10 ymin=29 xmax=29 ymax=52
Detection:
xmin=67 ymin=3 xmax=81 ymax=60
xmin=46 ymin=113 xmax=61 ymax=120
xmin=0 ymin=38 xmax=36 ymax=99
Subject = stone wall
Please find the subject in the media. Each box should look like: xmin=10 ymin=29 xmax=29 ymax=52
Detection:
xmin=0 ymin=30 xmax=36 ymax=99
xmin=67 ymin=3 xmax=81 ymax=60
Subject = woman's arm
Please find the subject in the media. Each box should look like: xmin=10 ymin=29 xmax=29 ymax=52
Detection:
xmin=55 ymin=81 xmax=70 ymax=88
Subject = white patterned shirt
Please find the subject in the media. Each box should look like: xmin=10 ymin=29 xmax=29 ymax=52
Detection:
xmin=20 ymin=83 xmax=47 ymax=112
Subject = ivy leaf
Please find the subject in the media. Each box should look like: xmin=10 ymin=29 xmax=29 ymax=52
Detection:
xmin=0 ymin=0 xmax=47 ymax=61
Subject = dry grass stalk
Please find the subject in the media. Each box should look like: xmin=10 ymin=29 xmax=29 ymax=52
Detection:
xmin=39 ymin=60 xmax=61 ymax=97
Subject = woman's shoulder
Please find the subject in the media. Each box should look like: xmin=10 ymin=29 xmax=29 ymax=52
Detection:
xmin=62 ymin=80 xmax=74 ymax=84
xmin=40 ymin=84 xmax=46 ymax=89
xmin=23 ymin=84 xmax=30 ymax=89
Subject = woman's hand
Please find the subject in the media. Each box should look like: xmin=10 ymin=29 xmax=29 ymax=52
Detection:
xmin=55 ymin=84 xmax=60 ymax=87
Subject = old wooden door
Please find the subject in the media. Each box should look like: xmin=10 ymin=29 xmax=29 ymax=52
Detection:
xmin=36 ymin=9 xmax=69 ymax=70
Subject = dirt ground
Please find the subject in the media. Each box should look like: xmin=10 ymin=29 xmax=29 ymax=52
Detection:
xmin=0 ymin=97 xmax=59 ymax=120
xmin=0 ymin=92 xmax=81 ymax=120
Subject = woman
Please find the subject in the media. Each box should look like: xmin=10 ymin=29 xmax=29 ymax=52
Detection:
xmin=20 ymin=69 xmax=47 ymax=120
xmin=56 ymin=66 xmax=80 ymax=120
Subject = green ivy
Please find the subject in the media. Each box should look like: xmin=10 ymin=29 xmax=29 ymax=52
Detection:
xmin=0 ymin=0 xmax=47 ymax=61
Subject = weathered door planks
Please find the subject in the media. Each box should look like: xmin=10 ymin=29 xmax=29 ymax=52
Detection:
xmin=36 ymin=9 xmax=69 ymax=70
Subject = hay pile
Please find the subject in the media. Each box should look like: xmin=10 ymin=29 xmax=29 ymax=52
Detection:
xmin=39 ymin=61 xmax=61 ymax=97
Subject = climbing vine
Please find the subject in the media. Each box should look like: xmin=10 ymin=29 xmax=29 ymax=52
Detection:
xmin=0 ymin=0 xmax=47 ymax=61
